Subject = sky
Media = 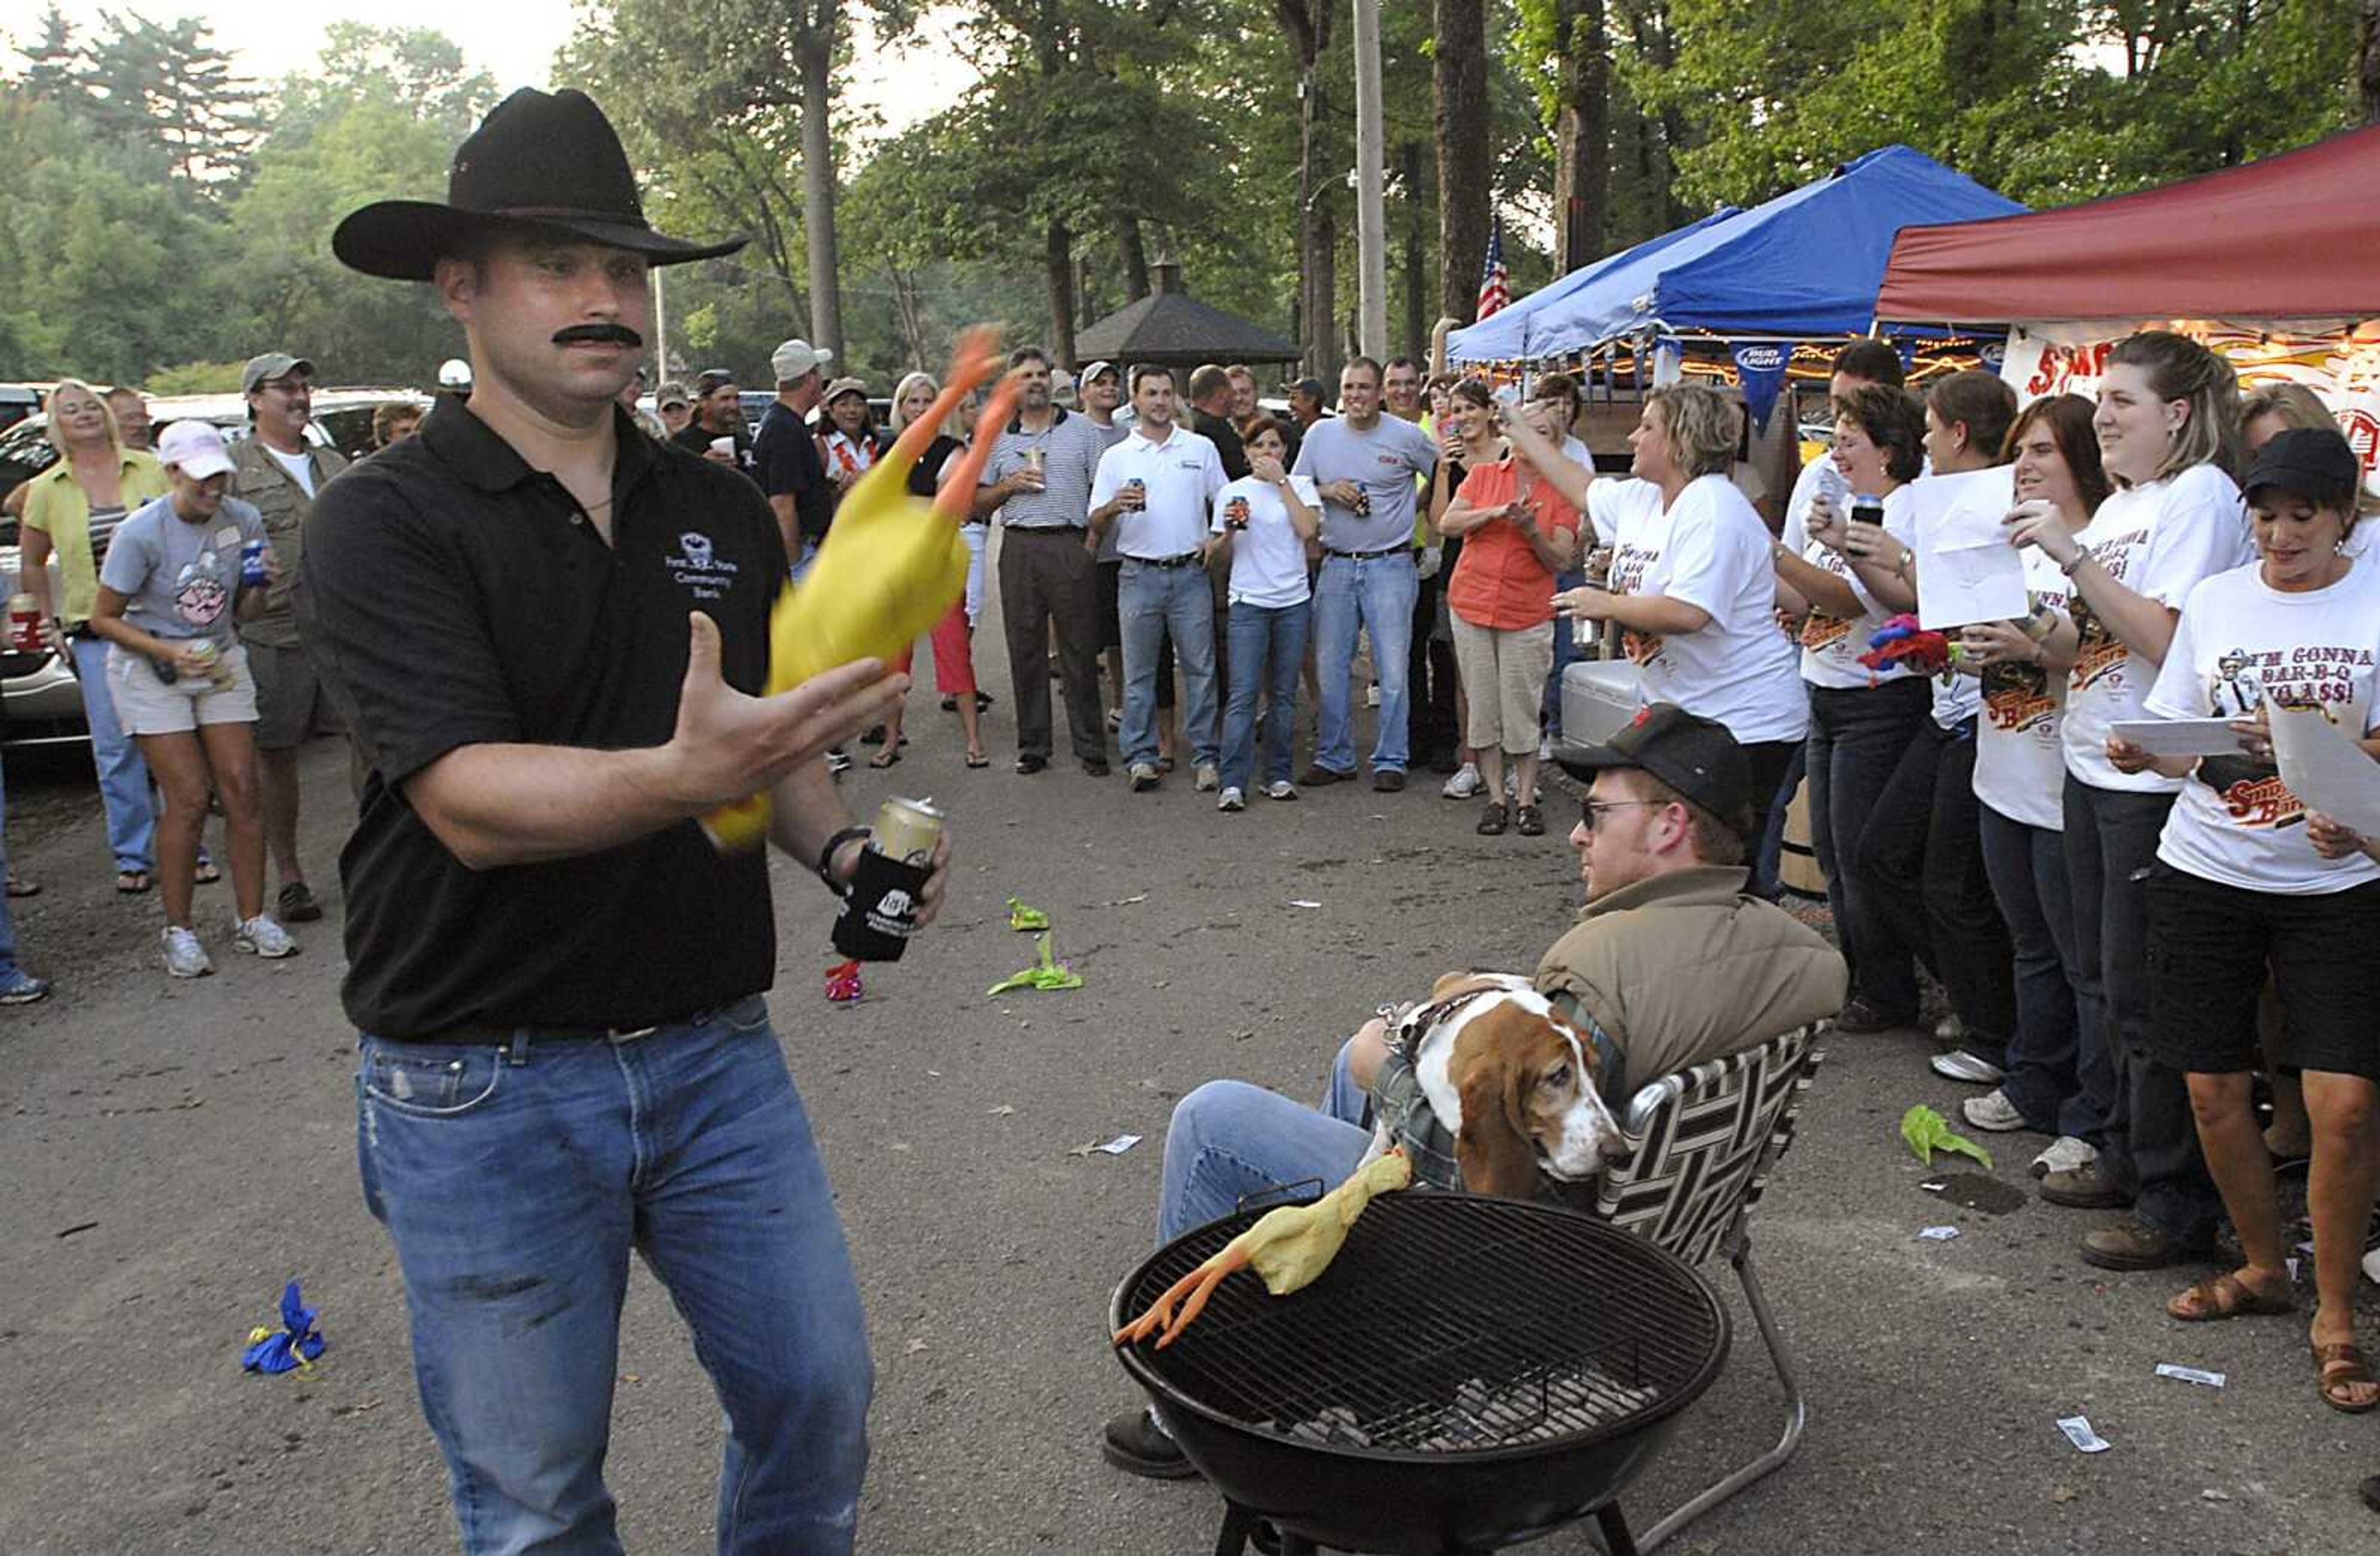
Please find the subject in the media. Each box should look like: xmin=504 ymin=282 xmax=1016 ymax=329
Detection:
xmin=25 ymin=1 xmax=975 ymax=148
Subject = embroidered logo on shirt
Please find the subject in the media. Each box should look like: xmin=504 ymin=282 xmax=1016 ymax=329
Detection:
xmin=665 ymin=531 xmax=741 ymax=601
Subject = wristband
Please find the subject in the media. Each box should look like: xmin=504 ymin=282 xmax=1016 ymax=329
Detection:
xmin=2059 ymin=550 xmax=2092 ymax=578
xmin=816 ymin=824 xmax=872 ymax=889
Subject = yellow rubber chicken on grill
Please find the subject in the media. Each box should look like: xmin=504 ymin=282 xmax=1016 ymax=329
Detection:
xmin=701 ymin=328 xmax=1016 ymax=849
xmin=1113 ymin=1149 xmax=1413 ymax=1350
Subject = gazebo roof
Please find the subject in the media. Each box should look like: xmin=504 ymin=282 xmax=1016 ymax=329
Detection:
xmin=1074 ymin=268 xmax=1299 ymax=367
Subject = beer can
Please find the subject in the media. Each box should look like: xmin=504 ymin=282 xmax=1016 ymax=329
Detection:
xmin=185 ymin=637 xmax=235 ymax=689
xmin=871 ymin=796 xmax=944 ymax=867
xmin=240 ymin=539 xmax=268 ymax=588
xmin=1352 ymin=485 xmax=1372 ymax=516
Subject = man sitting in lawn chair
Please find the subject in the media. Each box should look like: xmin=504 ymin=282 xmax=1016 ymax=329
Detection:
xmin=1102 ymin=702 xmax=1848 ymax=1479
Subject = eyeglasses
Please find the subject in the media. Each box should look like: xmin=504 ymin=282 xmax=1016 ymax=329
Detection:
xmin=1578 ymin=798 xmax=1666 ymax=831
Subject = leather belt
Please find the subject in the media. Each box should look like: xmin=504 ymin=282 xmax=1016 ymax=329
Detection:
xmin=421 ymin=994 xmax=765 ymax=1048
xmin=1008 ymin=524 xmax=1086 ymax=536
xmin=1129 ymin=552 xmax=1203 ymax=569
xmin=1323 ymin=544 xmax=1412 ymax=562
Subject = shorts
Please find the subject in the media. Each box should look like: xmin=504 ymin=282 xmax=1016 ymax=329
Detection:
xmin=1450 ymin=615 xmax=1554 ymax=756
xmin=108 ymin=641 xmax=258 ymax=735
xmin=2144 ymin=860 xmax=2380 ymax=1081
xmin=246 ymin=638 xmax=336 ymax=751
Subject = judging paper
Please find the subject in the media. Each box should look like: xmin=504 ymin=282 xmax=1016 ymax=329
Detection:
xmin=2271 ymin=707 xmax=2380 ymax=836
xmin=2110 ymin=718 xmax=2248 ymax=758
xmin=1913 ymin=467 xmax=2027 ymax=629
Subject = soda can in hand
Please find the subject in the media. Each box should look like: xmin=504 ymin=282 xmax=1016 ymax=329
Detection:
xmin=240 ymin=540 xmax=268 ymax=588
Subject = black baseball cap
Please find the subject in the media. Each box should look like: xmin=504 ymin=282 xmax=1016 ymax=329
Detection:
xmin=1554 ymin=703 xmax=1753 ymax=831
xmin=1292 ymin=376 xmax=1326 ymax=402
xmin=693 ymin=368 xmax=736 ymax=396
xmin=2243 ymin=427 xmax=2361 ymax=506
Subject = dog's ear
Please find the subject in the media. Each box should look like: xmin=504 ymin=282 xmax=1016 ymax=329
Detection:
xmin=1453 ymin=1046 xmax=1540 ymax=1199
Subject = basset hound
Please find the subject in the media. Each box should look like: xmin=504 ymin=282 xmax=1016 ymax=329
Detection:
xmin=1360 ymin=971 xmax=1626 ymax=1198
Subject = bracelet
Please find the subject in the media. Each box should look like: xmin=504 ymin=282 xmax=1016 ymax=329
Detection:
xmin=816 ymin=824 xmax=872 ymax=889
xmin=2058 ymin=550 xmax=2092 ymax=578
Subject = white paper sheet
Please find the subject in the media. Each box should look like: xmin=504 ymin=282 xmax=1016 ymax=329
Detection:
xmin=2270 ymin=707 xmax=2380 ymax=836
xmin=1912 ymin=467 xmax=2027 ymax=628
xmin=2110 ymin=718 xmax=2249 ymax=758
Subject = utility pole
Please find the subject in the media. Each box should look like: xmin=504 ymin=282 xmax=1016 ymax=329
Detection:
xmin=1351 ymin=0 xmax=1388 ymax=359
xmin=653 ymin=267 xmax=669 ymax=384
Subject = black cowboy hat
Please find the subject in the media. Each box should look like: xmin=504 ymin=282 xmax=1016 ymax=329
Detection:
xmin=332 ymin=88 xmax=745 ymax=282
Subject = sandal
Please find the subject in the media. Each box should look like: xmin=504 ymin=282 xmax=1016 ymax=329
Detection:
xmin=116 ymin=870 xmax=150 ymax=895
xmin=6 ymin=873 xmax=38 ymax=898
xmin=2166 ymin=1271 xmax=2293 ymax=1322
xmin=193 ymin=859 xmax=221 ymax=885
xmin=964 ymin=751 xmax=990 ymax=769
xmin=868 ymin=748 xmax=902 ymax=769
xmin=1515 ymin=803 xmax=1545 ymax=837
xmin=1477 ymin=802 xmax=1509 ymax=836
xmin=2313 ymin=1341 xmax=2380 ymax=1413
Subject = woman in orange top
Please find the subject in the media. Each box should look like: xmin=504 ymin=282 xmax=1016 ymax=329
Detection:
xmin=1435 ymin=382 xmax=1580 ymax=836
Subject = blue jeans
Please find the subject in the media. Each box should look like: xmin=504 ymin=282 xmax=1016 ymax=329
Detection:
xmin=1979 ymin=803 xmax=2088 ymax=1137
xmin=1541 ymin=567 xmax=1587 ymax=736
xmin=1220 ymin=599 xmax=1310 ymax=792
xmin=1312 ymin=553 xmax=1418 ymax=775
xmin=1804 ymin=679 xmax=1929 ymax=1016
xmin=1119 ymin=560 xmax=1219 ymax=769
xmin=1158 ymin=1038 xmax=1373 ymax=1244
xmin=357 ymin=997 xmax=871 ymax=1555
xmin=71 ymin=632 xmax=156 ymax=873
xmin=0 ymin=756 xmax=20 ymax=980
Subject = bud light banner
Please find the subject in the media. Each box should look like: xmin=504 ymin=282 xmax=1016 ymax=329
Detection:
xmin=1730 ymin=342 xmax=1789 ymax=434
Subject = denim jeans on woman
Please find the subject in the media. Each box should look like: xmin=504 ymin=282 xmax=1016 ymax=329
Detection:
xmin=1978 ymin=803 xmax=2089 ymax=1136
xmin=1118 ymin=559 xmax=1219 ymax=771
xmin=2061 ymin=776 xmax=2220 ymax=1242
xmin=356 ymin=997 xmax=871 ymax=1555
xmin=1220 ymin=599 xmax=1310 ymax=793
xmin=1158 ymin=1038 xmax=1372 ymax=1244
xmin=1311 ymin=552 xmax=1418 ymax=776
xmin=1803 ymin=677 xmax=1930 ymax=1017
xmin=70 ymin=632 xmax=157 ymax=873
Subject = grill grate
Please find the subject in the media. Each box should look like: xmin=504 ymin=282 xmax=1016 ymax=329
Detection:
xmin=1121 ymin=1193 xmax=1723 ymax=1456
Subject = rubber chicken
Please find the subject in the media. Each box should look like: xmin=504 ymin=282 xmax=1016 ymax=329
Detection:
xmin=701 ymin=329 xmax=1018 ymax=849
xmin=1112 ymin=1149 xmax=1413 ymax=1351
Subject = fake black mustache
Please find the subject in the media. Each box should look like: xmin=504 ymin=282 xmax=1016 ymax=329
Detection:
xmin=552 ymin=323 xmax=645 ymax=348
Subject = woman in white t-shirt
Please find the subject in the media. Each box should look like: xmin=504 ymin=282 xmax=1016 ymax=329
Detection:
xmin=2004 ymin=330 xmax=2252 ymax=1270
xmin=1945 ymin=394 xmax=2110 ymax=1169
xmin=1522 ymin=384 xmax=1805 ymax=884
xmin=1769 ymin=384 xmax=1933 ymax=1033
xmin=2098 ymin=428 xmax=2380 ymax=1409
xmin=1204 ymin=418 xmax=1320 ymax=810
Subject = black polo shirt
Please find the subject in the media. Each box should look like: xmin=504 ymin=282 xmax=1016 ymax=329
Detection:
xmin=1192 ymin=407 xmax=1251 ymax=482
xmin=297 ymin=395 xmax=788 ymax=1040
xmin=752 ymin=400 xmax=832 ymax=542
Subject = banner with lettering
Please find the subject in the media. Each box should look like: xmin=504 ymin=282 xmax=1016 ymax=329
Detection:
xmin=1730 ymin=342 xmax=1789 ymax=434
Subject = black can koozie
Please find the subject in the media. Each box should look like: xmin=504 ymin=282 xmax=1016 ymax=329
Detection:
xmin=832 ymin=849 xmax=932 ymax=961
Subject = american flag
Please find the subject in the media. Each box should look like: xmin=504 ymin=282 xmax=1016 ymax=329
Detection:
xmin=1476 ymin=219 xmax=1509 ymax=321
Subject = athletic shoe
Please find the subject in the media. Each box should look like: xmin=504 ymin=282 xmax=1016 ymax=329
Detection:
xmin=1264 ymin=780 xmax=1297 ymax=802
xmin=2039 ymin=1164 xmax=2133 ymax=1211
xmin=0 ymin=969 xmax=51 ymax=1005
xmin=1129 ymin=762 xmax=1161 ymax=792
xmin=1216 ymin=787 xmax=1245 ymax=812
xmin=232 ymin=914 xmax=298 ymax=959
xmin=162 ymin=926 xmax=213 ymax=979
xmin=1962 ymin=1089 xmax=2029 ymax=1133
xmin=2081 ymin=1213 xmax=2216 ymax=1271
xmin=1194 ymin=763 xmax=1222 ymax=792
xmin=1441 ymin=763 xmax=1483 ymax=799
xmin=276 ymin=881 xmax=324 ymax=923
xmin=1829 ymin=999 xmax=1917 ymax=1035
xmin=1929 ymin=1049 xmax=2007 ymax=1085
xmin=1371 ymin=769 xmax=1405 ymax=793
xmin=826 ymin=748 xmax=853 ymax=774
xmin=1297 ymin=764 xmax=1349 ymax=787
xmin=2031 ymin=1136 xmax=2098 ymax=1179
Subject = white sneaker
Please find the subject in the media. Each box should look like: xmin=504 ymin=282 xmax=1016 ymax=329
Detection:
xmin=1216 ymin=787 xmax=1245 ymax=812
xmin=1962 ymin=1089 xmax=2029 ymax=1133
xmin=232 ymin=914 xmax=298 ymax=959
xmin=1441 ymin=762 xmax=1483 ymax=799
xmin=161 ymin=926 xmax=213 ymax=979
xmin=1537 ymin=733 xmax=1554 ymax=762
xmin=1264 ymin=780 xmax=1298 ymax=802
xmin=1929 ymin=1049 xmax=2007 ymax=1085
xmin=2031 ymin=1135 xmax=2099 ymax=1178
xmin=1193 ymin=763 xmax=1221 ymax=793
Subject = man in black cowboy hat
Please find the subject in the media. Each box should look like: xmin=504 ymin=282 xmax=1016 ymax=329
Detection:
xmin=299 ymin=87 xmax=945 ymax=1555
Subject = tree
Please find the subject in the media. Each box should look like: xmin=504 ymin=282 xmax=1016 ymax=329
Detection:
xmin=1272 ymin=0 xmax=1340 ymax=379
xmin=1435 ymin=0 xmax=1491 ymax=327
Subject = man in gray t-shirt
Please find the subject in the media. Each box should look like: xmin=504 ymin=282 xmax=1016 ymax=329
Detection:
xmin=1289 ymin=357 xmax=1438 ymax=789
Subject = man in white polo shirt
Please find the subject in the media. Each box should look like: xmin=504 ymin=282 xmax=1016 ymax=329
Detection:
xmin=1090 ymin=366 xmax=1227 ymax=792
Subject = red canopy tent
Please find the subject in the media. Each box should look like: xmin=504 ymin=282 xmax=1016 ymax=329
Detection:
xmin=1876 ymin=124 xmax=2380 ymax=325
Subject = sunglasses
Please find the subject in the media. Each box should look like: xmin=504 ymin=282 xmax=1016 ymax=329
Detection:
xmin=1577 ymin=798 xmax=1667 ymax=831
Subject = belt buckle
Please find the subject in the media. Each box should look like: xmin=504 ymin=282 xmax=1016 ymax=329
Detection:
xmin=608 ymin=1023 xmax=660 ymax=1044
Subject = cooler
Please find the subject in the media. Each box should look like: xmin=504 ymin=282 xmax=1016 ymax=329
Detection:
xmin=1559 ymin=658 xmax=1646 ymax=749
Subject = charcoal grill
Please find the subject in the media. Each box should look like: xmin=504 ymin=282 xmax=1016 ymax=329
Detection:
xmin=1110 ymin=1191 xmax=1729 ymax=1555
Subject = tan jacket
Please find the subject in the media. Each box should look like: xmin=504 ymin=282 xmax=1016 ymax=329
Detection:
xmin=1533 ymin=865 xmax=1847 ymax=1097
xmin=229 ymin=433 xmax=349 ymax=648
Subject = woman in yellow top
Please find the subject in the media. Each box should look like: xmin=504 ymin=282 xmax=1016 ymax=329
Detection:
xmin=20 ymin=380 xmax=173 ymax=893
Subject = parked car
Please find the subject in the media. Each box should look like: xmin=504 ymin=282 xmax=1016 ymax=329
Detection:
xmin=0 ymin=387 xmax=428 ymax=745
xmin=0 ymin=383 xmax=43 ymax=434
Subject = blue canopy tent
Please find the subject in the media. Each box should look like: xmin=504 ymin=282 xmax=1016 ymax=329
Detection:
xmin=1444 ymin=207 xmax=1739 ymax=362
xmin=1447 ymin=144 xmax=2024 ymax=373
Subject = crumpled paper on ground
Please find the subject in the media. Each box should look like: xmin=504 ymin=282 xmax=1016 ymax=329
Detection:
xmin=987 ymin=932 xmax=1082 ymax=995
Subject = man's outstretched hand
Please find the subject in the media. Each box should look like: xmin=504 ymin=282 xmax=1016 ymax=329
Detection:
xmin=666 ymin=611 xmax=906 ymax=808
